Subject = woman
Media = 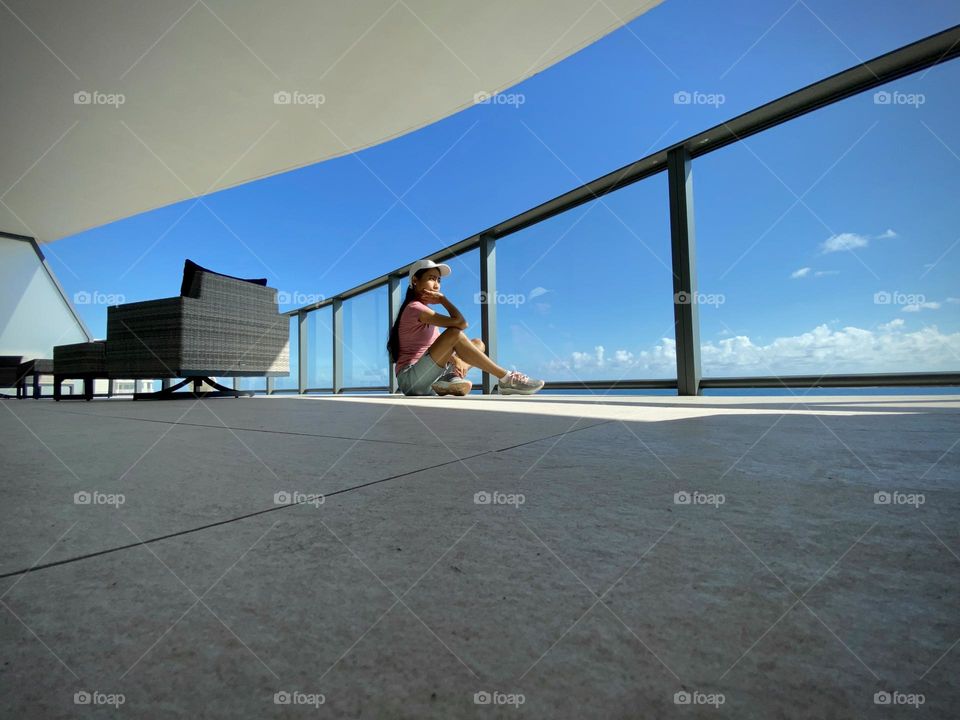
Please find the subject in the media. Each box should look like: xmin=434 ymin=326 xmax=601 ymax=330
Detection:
xmin=387 ymin=259 xmax=545 ymax=396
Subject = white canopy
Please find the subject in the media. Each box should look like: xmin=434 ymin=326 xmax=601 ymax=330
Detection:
xmin=1 ymin=0 xmax=663 ymax=243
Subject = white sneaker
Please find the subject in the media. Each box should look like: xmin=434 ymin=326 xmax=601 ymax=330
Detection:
xmin=432 ymin=376 xmax=473 ymax=396
xmin=497 ymin=370 xmax=544 ymax=395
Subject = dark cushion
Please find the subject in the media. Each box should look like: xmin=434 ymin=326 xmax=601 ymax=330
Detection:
xmin=179 ymin=259 xmax=268 ymax=297
xmin=0 ymin=356 xmax=23 ymax=385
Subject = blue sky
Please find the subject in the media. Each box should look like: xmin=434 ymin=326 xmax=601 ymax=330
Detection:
xmin=47 ymin=0 xmax=960 ymax=387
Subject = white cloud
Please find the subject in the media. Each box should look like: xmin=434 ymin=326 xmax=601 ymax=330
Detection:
xmin=947 ymin=297 xmax=960 ymax=304
xmin=817 ymin=228 xmax=898 ymax=255
xmin=527 ymin=286 xmax=549 ymax=300
xmin=570 ymin=345 xmax=606 ymax=368
xmin=791 ymin=267 xmax=839 ymax=278
xmin=556 ymin=339 xmax=675 ymax=373
xmin=820 ymin=232 xmax=869 ymax=254
xmin=902 ymin=302 xmax=941 ymax=312
xmin=544 ymin=322 xmax=960 ymax=378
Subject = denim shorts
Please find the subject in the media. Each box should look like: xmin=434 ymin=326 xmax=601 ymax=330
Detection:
xmin=396 ymin=353 xmax=446 ymax=395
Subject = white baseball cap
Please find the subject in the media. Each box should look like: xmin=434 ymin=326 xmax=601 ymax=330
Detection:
xmin=407 ymin=258 xmax=451 ymax=286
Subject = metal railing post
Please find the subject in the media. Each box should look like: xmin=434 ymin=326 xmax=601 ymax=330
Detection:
xmin=667 ymin=146 xmax=702 ymax=396
xmin=298 ymin=310 xmax=308 ymax=394
xmin=387 ymin=276 xmax=402 ymax=393
xmin=479 ymin=233 xmax=498 ymax=394
xmin=332 ymin=298 xmax=343 ymax=393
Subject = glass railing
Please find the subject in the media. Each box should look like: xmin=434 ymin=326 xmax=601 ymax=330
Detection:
xmin=276 ymin=26 xmax=960 ymax=396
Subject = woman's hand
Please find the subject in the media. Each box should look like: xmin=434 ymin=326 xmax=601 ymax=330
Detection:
xmin=420 ymin=289 xmax=445 ymax=304
xmin=417 ymin=291 xmax=467 ymax=328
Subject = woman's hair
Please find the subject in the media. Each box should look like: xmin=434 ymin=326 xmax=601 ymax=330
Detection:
xmin=386 ymin=268 xmax=430 ymax=364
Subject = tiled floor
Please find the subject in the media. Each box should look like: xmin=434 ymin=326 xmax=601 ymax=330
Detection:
xmin=1 ymin=394 xmax=958 ymax=718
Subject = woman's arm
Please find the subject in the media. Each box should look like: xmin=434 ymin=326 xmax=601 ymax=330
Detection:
xmin=418 ymin=291 xmax=468 ymax=329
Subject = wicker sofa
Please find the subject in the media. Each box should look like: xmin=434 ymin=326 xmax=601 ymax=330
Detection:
xmin=52 ymin=260 xmax=290 ymax=400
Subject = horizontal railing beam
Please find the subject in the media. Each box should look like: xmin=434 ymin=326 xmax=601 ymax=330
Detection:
xmin=700 ymin=372 xmax=960 ymax=388
xmin=485 ymin=372 xmax=960 ymax=392
xmin=543 ymin=379 xmax=678 ymax=391
xmin=683 ymin=24 xmax=960 ymax=162
xmin=283 ymin=239 xmax=482 ymax=316
xmin=222 ymin=372 xmax=960 ymax=394
xmin=284 ymin=25 xmax=959 ymax=320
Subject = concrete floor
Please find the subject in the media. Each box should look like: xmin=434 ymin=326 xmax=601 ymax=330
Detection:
xmin=1 ymin=393 xmax=958 ymax=719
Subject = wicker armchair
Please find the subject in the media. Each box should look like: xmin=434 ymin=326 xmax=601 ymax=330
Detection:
xmin=104 ymin=261 xmax=289 ymax=399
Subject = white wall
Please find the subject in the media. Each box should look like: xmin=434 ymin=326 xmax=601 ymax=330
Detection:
xmin=0 ymin=235 xmax=90 ymax=360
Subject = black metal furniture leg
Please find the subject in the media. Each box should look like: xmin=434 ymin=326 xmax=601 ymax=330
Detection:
xmin=133 ymin=377 xmax=254 ymax=400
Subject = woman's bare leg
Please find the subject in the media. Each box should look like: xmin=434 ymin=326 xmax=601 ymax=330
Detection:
xmin=450 ymin=335 xmax=505 ymax=378
xmin=426 ymin=327 xmax=464 ymax=368
xmin=450 ymin=338 xmax=485 ymax=377
xmin=428 ymin=330 xmax=506 ymax=378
